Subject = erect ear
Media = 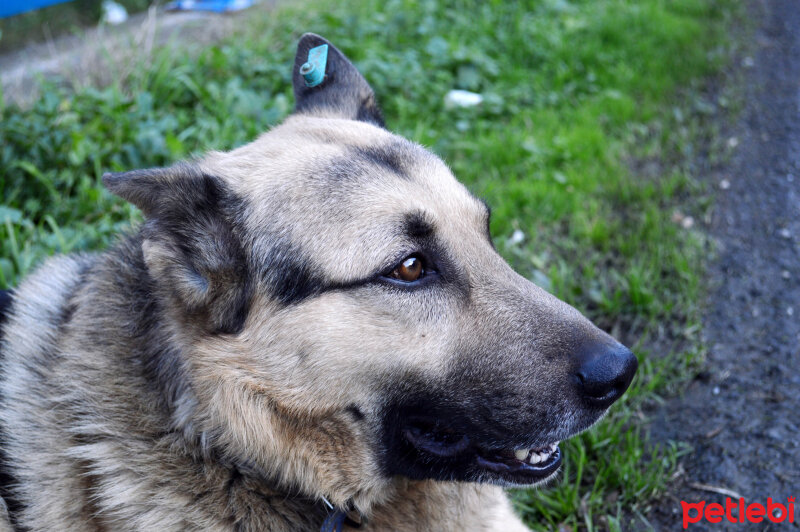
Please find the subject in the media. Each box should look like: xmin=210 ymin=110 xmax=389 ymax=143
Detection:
xmin=292 ymin=33 xmax=385 ymax=127
xmin=103 ymin=164 xmax=251 ymax=334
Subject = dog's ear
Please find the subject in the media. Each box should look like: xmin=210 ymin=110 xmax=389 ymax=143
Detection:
xmin=292 ymin=33 xmax=385 ymax=127
xmin=103 ymin=164 xmax=251 ymax=334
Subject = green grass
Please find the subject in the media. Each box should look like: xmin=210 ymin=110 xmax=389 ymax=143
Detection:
xmin=0 ymin=0 xmax=738 ymax=528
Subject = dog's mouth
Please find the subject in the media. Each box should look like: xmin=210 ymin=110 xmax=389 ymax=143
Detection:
xmin=401 ymin=418 xmax=562 ymax=485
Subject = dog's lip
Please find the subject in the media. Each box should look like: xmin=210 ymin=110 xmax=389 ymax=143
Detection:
xmin=402 ymin=425 xmax=471 ymax=457
xmin=402 ymin=422 xmax=563 ymax=483
xmin=475 ymin=444 xmax=562 ymax=480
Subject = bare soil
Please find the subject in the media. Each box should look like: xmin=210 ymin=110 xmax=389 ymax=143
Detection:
xmin=0 ymin=4 xmax=270 ymax=107
xmin=645 ymin=0 xmax=800 ymax=529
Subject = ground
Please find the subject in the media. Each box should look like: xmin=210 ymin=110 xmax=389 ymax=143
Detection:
xmin=645 ymin=0 xmax=800 ymax=529
xmin=0 ymin=8 xmax=245 ymax=107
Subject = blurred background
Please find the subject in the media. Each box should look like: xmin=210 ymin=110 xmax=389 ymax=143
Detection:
xmin=2 ymin=0 xmax=797 ymax=530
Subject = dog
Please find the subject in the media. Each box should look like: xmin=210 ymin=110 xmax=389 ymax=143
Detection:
xmin=0 ymin=33 xmax=637 ymax=531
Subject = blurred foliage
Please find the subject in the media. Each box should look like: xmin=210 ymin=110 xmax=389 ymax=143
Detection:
xmin=0 ymin=0 xmax=739 ymax=528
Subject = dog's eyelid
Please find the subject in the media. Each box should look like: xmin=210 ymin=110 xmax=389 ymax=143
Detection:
xmin=375 ymin=251 xmax=440 ymax=287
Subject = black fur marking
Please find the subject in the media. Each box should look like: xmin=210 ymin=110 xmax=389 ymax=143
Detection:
xmin=105 ymin=234 xmax=199 ymax=431
xmin=350 ymin=144 xmax=408 ymax=179
xmin=56 ymin=263 xmax=92 ymax=336
xmin=261 ymin=209 xmax=468 ymax=300
xmin=107 ymin=164 xmax=253 ymax=335
xmin=346 ymin=405 xmax=365 ymax=421
xmin=378 ymin=377 xmax=531 ymax=483
xmin=156 ymin=172 xmax=251 ymax=334
xmin=402 ymin=212 xmax=435 ymax=239
xmin=378 ymin=377 xmax=486 ymax=482
xmin=478 ymin=199 xmax=495 ymax=248
xmin=320 ymin=158 xmax=368 ymax=184
xmin=0 ymin=290 xmax=12 ymax=332
xmin=102 ymin=167 xmax=170 ymax=218
xmin=259 ymin=239 xmax=326 ymax=306
xmin=356 ymin=98 xmax=385 ymax=127
xmin=255 ymin=215 xmax=456 ymax=308
xmin=320 ymin=142 xmax=410 ymax=187
xmin=0 ymin=453 xmax=24 ymax=530
xmin=0 ymin=290 xmax=25 ymax=530
xmin=57 ymin=301 xmax=78 ymax=332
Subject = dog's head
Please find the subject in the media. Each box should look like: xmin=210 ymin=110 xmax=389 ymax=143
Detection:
xmin=104 ymin=34 xmax=636 ymax=509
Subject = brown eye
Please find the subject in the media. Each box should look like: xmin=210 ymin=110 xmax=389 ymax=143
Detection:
xmin=390 ymin=255 xmax=424 ymax=282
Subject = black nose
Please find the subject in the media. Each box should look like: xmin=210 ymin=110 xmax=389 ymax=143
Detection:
xmin=575 ymin=343 xmax=637 ymax=408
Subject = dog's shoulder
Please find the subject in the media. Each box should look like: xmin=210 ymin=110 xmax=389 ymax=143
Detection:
xmin=0 ymin=253 xmax=98 ymax=527
xmin=0 ymin=290 xmax=11 ymax=329
xmin=0 ymin=290 xmax=15 ymax=532
xmin=0 ymin=288 xmax=12 ymax=359
xmin=0 ymin=254 xmax=95 ymax=356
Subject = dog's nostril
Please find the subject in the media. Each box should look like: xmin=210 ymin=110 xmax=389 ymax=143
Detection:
xmin=574 ymin=343 xmax=638 ymax=408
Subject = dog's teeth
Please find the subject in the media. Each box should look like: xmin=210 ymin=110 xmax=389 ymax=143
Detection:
xmin=515 ymin=442 xmax=559 ymax=464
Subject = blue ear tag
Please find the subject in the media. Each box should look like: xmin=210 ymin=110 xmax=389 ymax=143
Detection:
xmin=300 ymin=44 xmax=329 ymax=88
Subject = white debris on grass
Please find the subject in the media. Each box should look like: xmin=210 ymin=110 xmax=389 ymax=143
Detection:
xmin=671 ymin=211 xmax=694 ymax=228
xmin=508 ymin=229 xmax=525 ymax=245
xmin=444 ymin=90 xmax=483 ymax=108
xmin=719 ymin=179 xmax=731 ymax=190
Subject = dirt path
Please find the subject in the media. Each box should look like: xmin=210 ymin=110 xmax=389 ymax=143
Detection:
xmin=0 ymin=4 xmax=276 ymax=107
xmin=645 ymin=0 xmax=800 ymax=529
